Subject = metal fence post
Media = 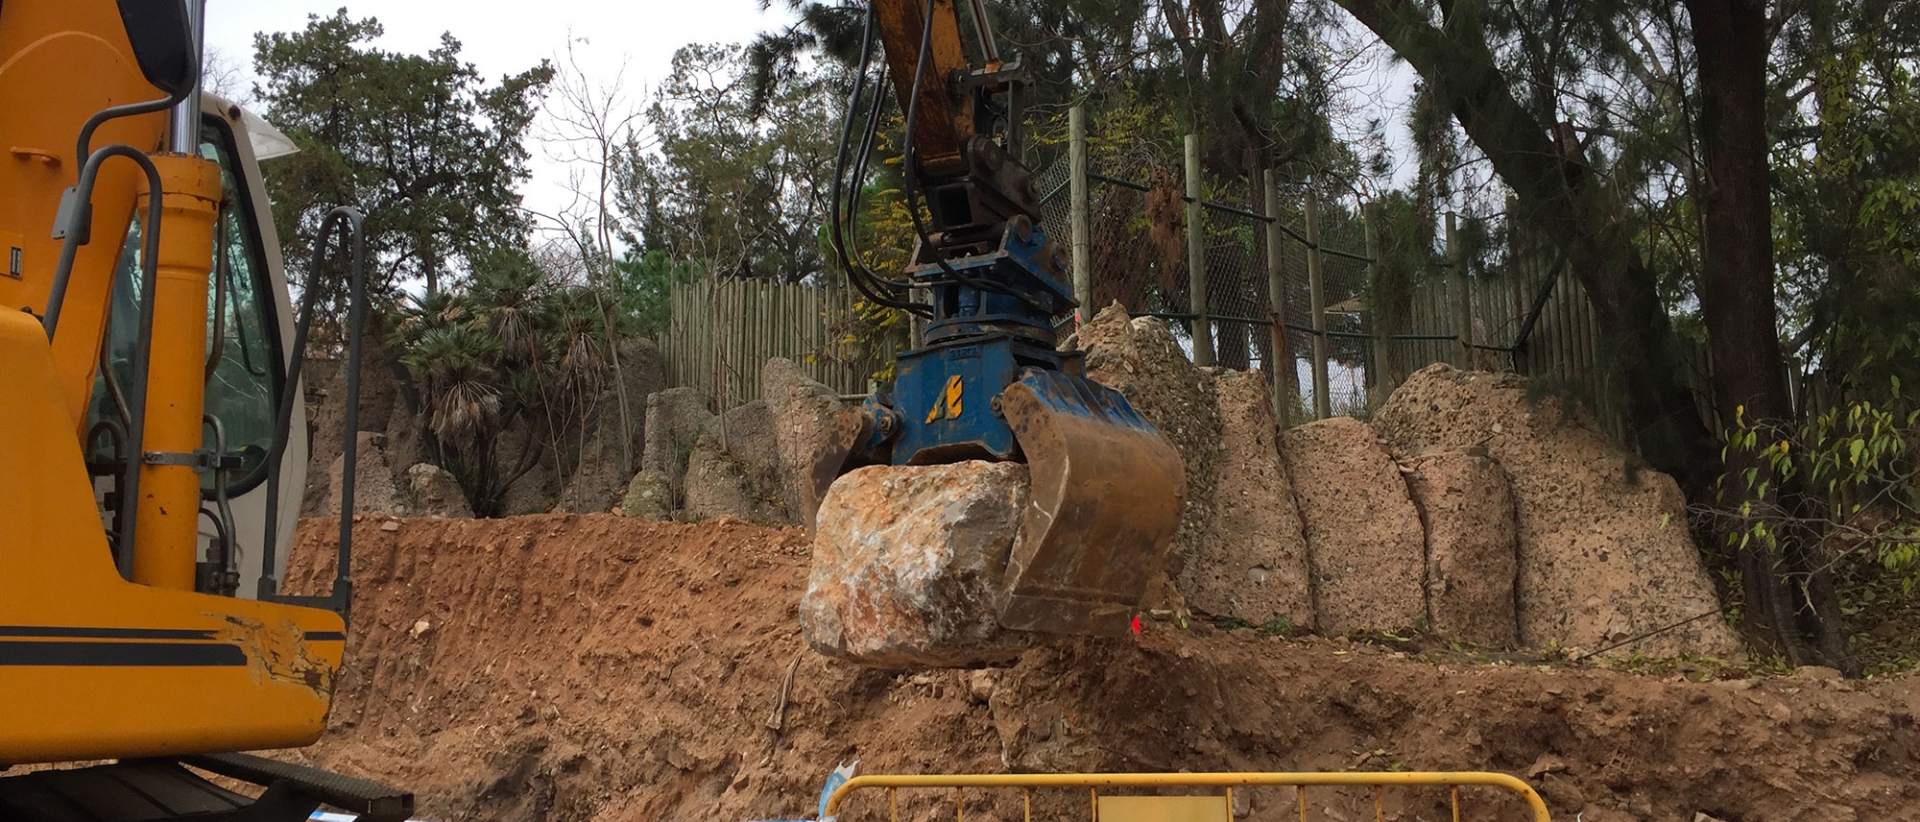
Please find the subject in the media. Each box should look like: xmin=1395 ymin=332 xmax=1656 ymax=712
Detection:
xmin=1448 ymin=211 xmax=1471 ymax=369
xmin=1263 ymin=169 xmax=1293 ymax=427
xmin=1069 ymin=103 xmax=1092 ymax=325
xmin=1304 ymin=180 xmax=1330 ymax=419
xmin=1364 ymin=202 xmax=1385 ymax=410
xmin=1184 ymin=133 xmax=1212 ymax=366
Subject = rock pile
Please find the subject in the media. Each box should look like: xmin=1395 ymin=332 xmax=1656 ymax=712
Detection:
xmin=798 ymin=317 xmax=1743 ymax=667
xmin=326 ymin=433 xmax=472 ymax=518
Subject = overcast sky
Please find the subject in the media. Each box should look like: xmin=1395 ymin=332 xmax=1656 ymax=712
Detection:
xmin=201 ymin=1 xmax=1415 ymax=245
xmin=203 ymin=0 xmax=799 ymax=230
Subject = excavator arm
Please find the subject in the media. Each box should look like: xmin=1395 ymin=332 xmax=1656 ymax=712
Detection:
xmin=812 ymin=0 xmax=1186 ymax=640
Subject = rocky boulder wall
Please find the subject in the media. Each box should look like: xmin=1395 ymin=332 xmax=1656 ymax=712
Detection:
xmin=641 ymin=387 xmax=715 ymax=509
xmin=1278 ymin=417 xmax=1427 ymax=635
xmin=1181 ymin=370 xmax=1314 ymax=628
xmin=1074 ymin=303 xmax=1314 ymax=627
xmin=1402 ymin=447 xmax=1519 ymax=646
xmin=555 ymin=338 xmax=667 ymax=513
xmin=305 ymin=329 xmax=405 ymax=516
xmin=682 ymin=400 xmax=788 ymax=525
xmin=1374 ymin=364 xmax=1742 ymax=658
xmin=760 ymin=358 xmax=846 ymax=530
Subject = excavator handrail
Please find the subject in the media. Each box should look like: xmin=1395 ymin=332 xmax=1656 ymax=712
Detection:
xmin=257 ymin=205 xmax=365 ymax=620
xmin=822 ymin=770 xmax=1551 ymax=821
xmin=42 ymin=144 xmax=166 ymax=578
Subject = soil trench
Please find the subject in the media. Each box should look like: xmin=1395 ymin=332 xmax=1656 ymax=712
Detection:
xmin=283 ymin=515 xmax=1920 ymax=822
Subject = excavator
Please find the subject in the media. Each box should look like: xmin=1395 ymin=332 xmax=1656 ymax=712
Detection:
xmin=0 ymin=0 xmax=406 ymax=818
xmin=812 ymin=0 xmax=1186 ymax=637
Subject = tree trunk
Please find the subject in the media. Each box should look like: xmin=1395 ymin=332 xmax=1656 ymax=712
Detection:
xmin=1686 ymin=0 xmax=1854 ymax=672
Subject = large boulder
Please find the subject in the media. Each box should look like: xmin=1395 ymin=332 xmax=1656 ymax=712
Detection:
xmin=497 ymin=418 xmax=558 ymax=516
xmin=328 ymin=431 xmax=405 ymax=517
xmin=1073 ymin=303 xmax=1312 ymax=626
xmin=405 ymin=462 xmax=474 ymax=519
xmin=1373 ymin=364 xmax=1742 ymax=658
xmin=618 ymin=469 xmax=673 ymax=521
xmin=556 ymin=338 xmax=666 ymax=513
xmin=1403 ymin=446 xmax=1519 ymax=646
xmin=682 ymin=400 xmax=788 ymax=525
xmin=1180 ymin=370 xmax=1315 ymax=629
xmin=760 ymin=358 xmax=846 ymax=530
xmin=1075 ymin=305 xmax=1218 ymax=585
xmin=641 ymin=387 xmax=716 ymax=509
xmin=802 ymin=461 xmax=1034 ymax=668
xmin=1278 ymin=417 xmax=1427 ymax=635
xmin=304 ymin=327 xmax=406 ymax=516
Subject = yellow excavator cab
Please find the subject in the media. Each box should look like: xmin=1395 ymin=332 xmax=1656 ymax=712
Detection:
xmin=0 ymin=1 xmax=404 ymax=818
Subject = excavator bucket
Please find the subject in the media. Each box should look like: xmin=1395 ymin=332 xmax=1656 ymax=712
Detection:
xmin=999 ymin=370 xmax=1185 ymax=636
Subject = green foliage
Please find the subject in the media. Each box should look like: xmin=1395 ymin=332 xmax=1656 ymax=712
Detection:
xmin=390 ymin=249 xmax=614 ymax=515
xmin=1718 ymin=392 xmax=1920 ymax=600
xmin=609 ymin=250 xmax=698 ymax=339
xmin=252 ymin=9 xmax=553 ymax=300
xmin=618 ymin=42 xmax=842 ymax=282
xmin=1773 ymin=10 xmax=1920 ymax=399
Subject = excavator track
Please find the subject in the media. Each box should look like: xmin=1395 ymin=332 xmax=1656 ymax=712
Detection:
xmin=0 ymin=753 xmax=411 ymax=822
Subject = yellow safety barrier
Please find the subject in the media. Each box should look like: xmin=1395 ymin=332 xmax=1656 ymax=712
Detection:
xmin=822 ymin=771 xmax=1551 ymax=822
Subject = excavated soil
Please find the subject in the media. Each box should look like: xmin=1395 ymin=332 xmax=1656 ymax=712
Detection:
xmin=284 ymin=515 xmax=1920 ymax=822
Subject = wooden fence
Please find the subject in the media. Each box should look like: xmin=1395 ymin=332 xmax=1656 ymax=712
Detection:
xmin=1378 ymin=258 xmax=1625 ymax=442
xmin=661 ymin=277 xmax=887 ymax=406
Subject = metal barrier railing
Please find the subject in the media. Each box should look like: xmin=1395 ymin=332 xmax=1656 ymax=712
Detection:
xmin=822 ymin=771 xmax=1551 ymax=822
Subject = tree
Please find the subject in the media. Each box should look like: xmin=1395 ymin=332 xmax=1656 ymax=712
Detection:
xmin=252 ymin=9 xmax=554 ymax=297
xmin=1328 ymin=0 xmax=1870 ymax=669
xmin=391 ymin=248 xmax=610 ymax=516
xmin=534 ymin=38 xmax=650 ymax=484
xmin=1772 ymin=1 xmax=1920 ymax=400
xmin=618 ymin=43 xmax=842 ymax=282
xmin=1331 ymin=0 xmax=1719 ymax=493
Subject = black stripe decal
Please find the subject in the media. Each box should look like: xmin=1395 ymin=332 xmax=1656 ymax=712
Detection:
xmin=0 ymin=625 xmax=218 ymax=640
xmin=303 ymin=631 xmax=346 ymax=641
xmin=0 ymin=641 xmax=246 ymax=667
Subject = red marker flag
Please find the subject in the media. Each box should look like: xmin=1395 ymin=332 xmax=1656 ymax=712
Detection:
xmin=1129 ymin=614 xmax=1142 ymax=635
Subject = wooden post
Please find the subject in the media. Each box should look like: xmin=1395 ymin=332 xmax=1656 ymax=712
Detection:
xmin=1304 ymin=180 xmax=1330 ymax=420
xmin=1363 ymin=202 xmax=1386 ymax=408
xmin=1448 ymin=212 xmax=1471 ymax=369
xmin=1070 ymin=102 xmax=1092 ymax=325
xmin=1184 ymin=133 xmax=1213 ymax=366
xmin=1263 ymin=169 xmax=1293 ymax=427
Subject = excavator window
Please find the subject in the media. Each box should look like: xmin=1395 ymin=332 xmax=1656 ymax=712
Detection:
xmin=85 ymin=113 xmax=284 ymax=497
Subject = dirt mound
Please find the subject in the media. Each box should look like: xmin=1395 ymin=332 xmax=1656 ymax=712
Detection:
xmin=285 ymin=516 xmax=1920 ymax=822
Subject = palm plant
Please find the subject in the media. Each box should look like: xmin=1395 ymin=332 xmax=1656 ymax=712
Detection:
xmin=389 ymin=250 xmax=615 ymax=516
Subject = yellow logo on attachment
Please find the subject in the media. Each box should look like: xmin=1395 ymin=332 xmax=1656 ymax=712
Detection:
xmin=925 ymin=375 xmax=964 ymax=423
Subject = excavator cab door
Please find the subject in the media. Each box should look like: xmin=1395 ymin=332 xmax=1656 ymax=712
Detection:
xmin=84 ymin=99 xmax=306 ymax=598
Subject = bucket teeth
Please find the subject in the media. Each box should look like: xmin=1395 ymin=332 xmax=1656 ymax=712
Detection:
xmin=999 ymin=370 xmax=1185 ymax=636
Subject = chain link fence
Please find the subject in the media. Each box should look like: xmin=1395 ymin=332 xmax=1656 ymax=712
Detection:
xmin=1034 ymin=107 xmax=1616 ymax=432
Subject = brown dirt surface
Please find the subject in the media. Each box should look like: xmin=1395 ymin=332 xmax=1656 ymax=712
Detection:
xmin=284 ymin=516 xmax=1920 ymax=822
